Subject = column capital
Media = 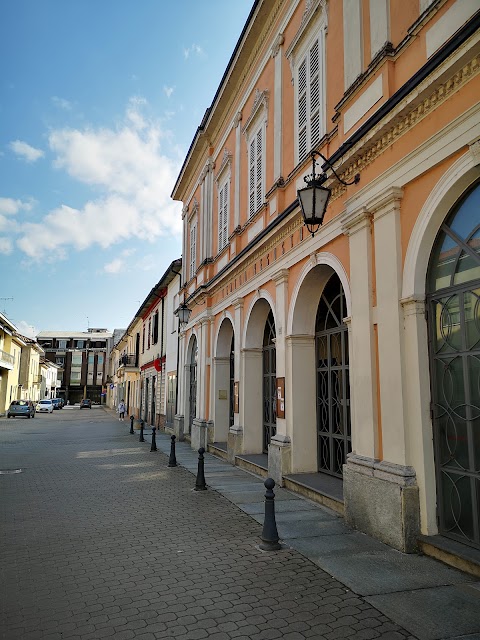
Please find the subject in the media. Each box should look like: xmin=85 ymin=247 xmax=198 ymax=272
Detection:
xmin=232 ymin=297 xmax=244 ymax=311
xmin=368 ymin=187 xmax=403 ymax=222
xmin=233 ymin=111 xmax=243 ymax=128
xmin=401 ymin=295 xmax=426 ymax=318
xmin=341 ymin=206 xmax=372 ymax=236
xmin=272 ymin=268 xmax=289 ymax=285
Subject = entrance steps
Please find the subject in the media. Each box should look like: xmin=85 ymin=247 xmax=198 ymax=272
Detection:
xmin=418 ymin=534 xmax=480 ymax=578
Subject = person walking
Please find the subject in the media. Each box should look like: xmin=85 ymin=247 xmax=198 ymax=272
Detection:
xmin=118 ymin=399 xmax=126 ymax=421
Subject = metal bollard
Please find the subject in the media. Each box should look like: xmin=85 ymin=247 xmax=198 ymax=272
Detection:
xmin=150 ymin=427 xmax=157 ymax=452
xmin=168 ymin=435 xmax=177 ymax=467
xmin=259 ymin=478 xmax=281 ymax=551
xmin=129 ymin=415 xmax=134 ymax=435
xmin=139 ymin=420 xmax=145 ymax=443
xmin=194 ymin=447 xmax=207 ymax=491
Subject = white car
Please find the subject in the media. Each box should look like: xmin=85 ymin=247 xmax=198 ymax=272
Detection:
xmin=36 ymin=399 xmax=54 ymax=413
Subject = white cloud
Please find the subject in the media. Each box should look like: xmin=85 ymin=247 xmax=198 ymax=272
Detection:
xmin=164 ymin=86 xmax=174 ymax=99
xmin=14 ymin=97 xmax=183 ymax=260
xmin=0 ymin=197 xmax=33 ymax=215
xmin=104 ymin=258 xmax=124 ymax=274
xmin=183 ymin=43 xmax=204 ymax=59
xmin=16 ymin=320 xmax=38 ymax=338
xmin=0 ymin=237 xmax=13 ymax=254
xmin=9 ymin=140 xmax=44 ymax=163
xmin=51 ymin=96 xmax=72 ymax=110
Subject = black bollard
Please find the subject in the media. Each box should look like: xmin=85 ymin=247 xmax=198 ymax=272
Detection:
xmin=259 ymin=478 xmax=281 ymax=551
xmin=139 ymin=420 xmax=145 ymax=443
xmin=194 ymin=447 xmax=207 ymax=491
xmin=129 ymin=415 xmax=134 ymax=435
xmin=168 ymin=435 xmax=177 ymax=467
xmin=150 ymin=427 xmax=157 ymax=452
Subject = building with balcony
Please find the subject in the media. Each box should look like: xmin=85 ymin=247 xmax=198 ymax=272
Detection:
xmin=37 ymin=329 xmax=113 ymax=404
xmin=17 ymin=334 xmax=44 ymax=403
xmin=0 ymin=313 xmax=20 ymax=414
xmin=171 ymin=0 xmax=480 ymax=564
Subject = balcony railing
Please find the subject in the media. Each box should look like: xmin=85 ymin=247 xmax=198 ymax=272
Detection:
xmin=118 ymin=354 xmax=138 ymax=368
xmin=0 ymin=349 xmax=14 ymax=369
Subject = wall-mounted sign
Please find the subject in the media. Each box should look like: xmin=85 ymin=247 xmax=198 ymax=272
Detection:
xmin=234 ymin=381 xmax=239 ymax=414
xmin=276 ymin=377 xmax=285 ymax=419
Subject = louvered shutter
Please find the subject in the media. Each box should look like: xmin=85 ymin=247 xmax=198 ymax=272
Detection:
xmin=298 ymin=57 xmax=308 ymax=161
xmin=309 ymin=39 xmax=321 ymax=148
xmin=255 ymin=128 xmax=263 ymax=212
xmin=190 ymin=223 xmax=196 ymax=279
xmin=218 ymin=186 xmax=224 ymax=250
xmin=249 ymin=138 xmax=256 ymax=218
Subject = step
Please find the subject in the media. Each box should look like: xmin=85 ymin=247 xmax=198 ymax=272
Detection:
xmin=283 ymin=475 xmax=344 ymax=515
xmin=207 ymin=442 xmax=228 ymax=461
xmin=418 ymin=534 xmax=480 ymax=578
xmin=234 ymin=455 xmax=269 ymax=479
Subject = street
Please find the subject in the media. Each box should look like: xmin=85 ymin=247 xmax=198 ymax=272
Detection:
xmin=0 ymin=408 xmax=476 ymax=640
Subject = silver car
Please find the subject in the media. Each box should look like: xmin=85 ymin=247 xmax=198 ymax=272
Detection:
xmin=7 ymin=400 xmax=36 ymax=418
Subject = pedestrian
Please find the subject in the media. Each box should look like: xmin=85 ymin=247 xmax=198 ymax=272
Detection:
xmin=118 ymin=399 xmax=126 ymax=421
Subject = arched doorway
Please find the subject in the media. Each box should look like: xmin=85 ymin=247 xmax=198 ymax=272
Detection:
xmin=188 ymin=336 xmax=198 ymax=434
xmin=427 ymin=181 xmax=480 ymax=549
xmin=263 ymin=310 xmax=276 ymax=453
xmin=213 ymin=318 xmax=234 ymax=443
xmin=316 ymin=274 xmax=351 ymax=477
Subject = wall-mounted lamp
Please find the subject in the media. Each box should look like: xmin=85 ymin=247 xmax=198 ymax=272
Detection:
xmin=297 ymin=151 xmax=360 ymax=236
xmin=175 ymin=298 xmax=192 ymax=325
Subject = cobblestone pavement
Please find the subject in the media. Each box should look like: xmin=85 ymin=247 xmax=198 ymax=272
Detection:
xmin=1 ymin=408 xmax=418 ymax=640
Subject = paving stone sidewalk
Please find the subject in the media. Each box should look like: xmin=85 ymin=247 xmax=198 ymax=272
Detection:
xmin=0 ymin=408 xmax=477 ymax=640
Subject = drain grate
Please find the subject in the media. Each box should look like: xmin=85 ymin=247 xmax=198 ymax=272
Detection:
xmin=0 ymin=469 xmax=23 ymax=475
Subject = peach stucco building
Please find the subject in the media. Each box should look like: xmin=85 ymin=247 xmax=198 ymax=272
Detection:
xmin=171 ymin=0 xmax=480 ymax=560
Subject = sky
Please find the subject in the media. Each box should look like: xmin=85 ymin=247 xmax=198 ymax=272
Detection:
xmin=0 ymin=0 xmax=253 ymax=338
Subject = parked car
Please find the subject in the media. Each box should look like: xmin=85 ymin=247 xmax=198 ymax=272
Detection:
xmin=7 ymin=400 xmax=35 ymax=419
xmin=80 ymin=398 xmax=92 ymax=409
xmin=51 ymin=398 xmax=63 ymax=410
xmin=36 ymin=399 xmax=54 ymax=413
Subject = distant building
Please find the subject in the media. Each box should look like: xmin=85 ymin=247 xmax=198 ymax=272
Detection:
xmin=37 ymin=329 xmax=113 ymax=404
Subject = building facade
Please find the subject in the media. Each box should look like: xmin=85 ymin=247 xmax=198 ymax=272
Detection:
xmin=37 ymin=329 xmax=112 ymax=404
xmin=172 ymin=0 xmax=480 ymax=558
xmin=0 ymin=313 xmax=18 ymax=414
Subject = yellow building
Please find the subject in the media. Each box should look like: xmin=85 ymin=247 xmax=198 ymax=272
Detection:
xmin=0 ymin=313 xmax=19 ymax=414
xmin=172 ymin=0 xmax=480 ymax=564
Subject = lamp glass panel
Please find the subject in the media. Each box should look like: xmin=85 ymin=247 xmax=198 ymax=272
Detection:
xmin=298 ymin=185 xmax=330 ymax=223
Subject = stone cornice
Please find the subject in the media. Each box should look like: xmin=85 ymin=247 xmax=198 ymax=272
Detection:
xmin=340 ymin=207 xmax=372 ymax=237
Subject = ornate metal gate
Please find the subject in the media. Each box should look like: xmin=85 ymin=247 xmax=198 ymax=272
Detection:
xmin=427 ymin=182 xmax=480 ymax=549
xmin=263 ymin=310 xmax=276 ymax=453
xmin=315 ymin=275 xmax=351 ymax=477
xmin=189 ymin=337 xmax=198 ymax=433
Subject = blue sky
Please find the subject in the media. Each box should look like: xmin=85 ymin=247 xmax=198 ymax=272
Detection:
xmin=0 ymin=0 xmax=253 ymax=337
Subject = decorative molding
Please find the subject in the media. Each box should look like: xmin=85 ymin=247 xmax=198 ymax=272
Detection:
xmin=338 ymin=54 xmax=480 ymax=188
xmin=401 ymin=295 xmax=426 ymax=318
xmin=271 ymin=33 xmax=285 ymax=58
xmin=242 ymin=89 xmax=269 ymax=136
xmin=346 ymin=453 xmax=417 ymax=487
xmin=469 ymin=138 xmax=480 ymax=165
xmin=182 ymin=204 xmax=189 ymax=220
xmin=233 ymin=111 xmax=242 ymax=128
xmin=272 ymin=268 xmax=289 ymax=285
xmin=188 ymin=198 xmax=199 ymax=223
xmin=215 ymin=149 xmax=233 ymax=183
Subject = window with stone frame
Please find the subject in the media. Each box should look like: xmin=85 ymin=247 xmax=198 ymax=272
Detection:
xmin=286 ymin=1 xmax=327 ymax=164
xmin=248 ymin=122 xmax=265 ymax=218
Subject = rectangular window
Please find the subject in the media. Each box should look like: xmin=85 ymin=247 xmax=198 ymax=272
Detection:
xmin=218 ymin=180 xmax=229 ymax=251
xmin=152 ymin=311 xmax=159 ymax=345
xmin=248 ymin=126 xmax=264 ymax=218
xmin=58 ymin=340 xmax=67 ymax=349
xmin=189 ymin=222 xmax=197 ymax=280
xmin=76 ymin=340 xmax=84 ymax=349
xmin=297 ymin=35 xmax=324 ymax=162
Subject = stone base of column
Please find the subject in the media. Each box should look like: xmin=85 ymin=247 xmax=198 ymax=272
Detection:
xmin=191 ymin=419 xmax=213 ymax=450
xmin=173 ymin=414 xmax=185 ymax=441
xmin=268 ymin=435 xmax=291 ymax=487
xmin=227 ymin=426 xmax=243 ymax=464
xmin=343 ymin=453 xmax=420 ymax=552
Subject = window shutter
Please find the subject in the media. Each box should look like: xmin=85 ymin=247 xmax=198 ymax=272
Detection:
xmin=218 ymin=182 xmax=229 ymax=250
xmin=218 ymin=186 xmax=224 ymax=250
xmin=256 ymin=128 xmax=263 ymax=212
xmin=298 ymin=58 xmax=308 ymax=161
xmin=249 ymin=138 xmax=256 ymax=218
xmin=309 ymin=39 xmax=321 ymax=148
xmin=190 ymin=223 xmax=196 ymax=279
